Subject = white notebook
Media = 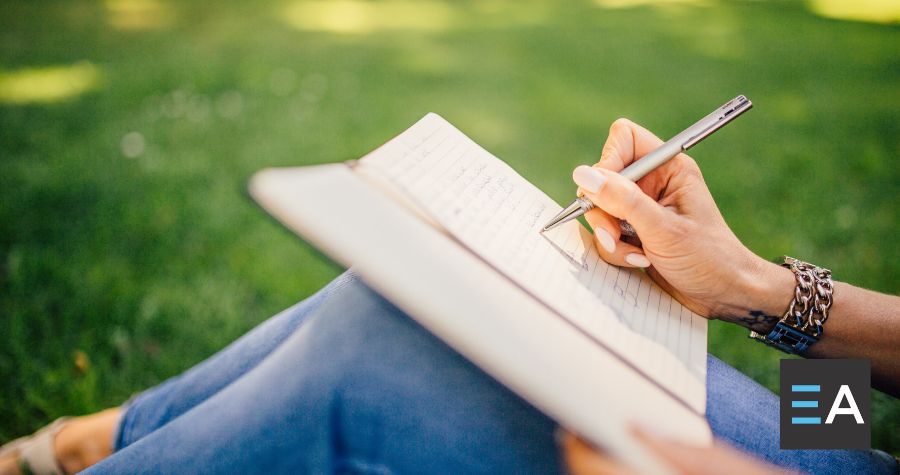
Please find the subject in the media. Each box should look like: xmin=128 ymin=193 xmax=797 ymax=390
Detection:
xmin=250 ymin=113 xmax=711 ymax=474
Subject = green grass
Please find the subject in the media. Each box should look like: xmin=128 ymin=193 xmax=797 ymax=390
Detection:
xmin=1 ymin=0 xmax=898 ymax=456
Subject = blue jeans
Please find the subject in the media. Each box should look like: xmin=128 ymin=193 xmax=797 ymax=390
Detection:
xmin=85 ymin=273 xmax=897 ymax=474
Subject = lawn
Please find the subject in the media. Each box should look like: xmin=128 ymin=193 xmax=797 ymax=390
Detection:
xmin=1 ymin=0 xmax=898 ymax=457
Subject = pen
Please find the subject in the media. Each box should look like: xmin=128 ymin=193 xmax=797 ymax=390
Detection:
xmin=541 ymin=94 xmax=753 ymax=233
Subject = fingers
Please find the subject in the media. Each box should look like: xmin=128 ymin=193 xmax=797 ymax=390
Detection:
xmin=583 ymin=207 xmax=650 ymax=269
xmin=561 ymin=427 xmax=788 ymax=475
xmin=596 ymin=118 xmax=665 ymax=172
xmin=631 ymin=427 xmax=791 ymax=475
xmin=559 ymin=431 xmax=637 ymax=475
xmin=573 ymin=165 xmax=670 ymax=245
xmin=594 ymin=119 xmax=703 ymax=209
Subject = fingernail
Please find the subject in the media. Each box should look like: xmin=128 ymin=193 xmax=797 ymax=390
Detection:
xmin=594 ymin=227 xmax=616 ymax=253
xmin=572 ymin=165 xmax=606 ymax=193
xmin=625 ymin=253 xmax=651 ymax=268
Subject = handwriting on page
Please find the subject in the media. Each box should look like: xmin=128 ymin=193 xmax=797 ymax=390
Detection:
xmin=359 ymin=113 xmax=707 ymax=411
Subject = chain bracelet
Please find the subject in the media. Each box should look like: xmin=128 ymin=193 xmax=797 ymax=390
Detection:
xmin=782 ymin=257 xmax=833 ymax=337
xmin=749 ymin=257 xmax=834 ymax=354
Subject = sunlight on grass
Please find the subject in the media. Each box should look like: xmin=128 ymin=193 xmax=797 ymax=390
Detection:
xmin=807 ymin=0 xmax=900 ymax=24
xmin=592 ymin=0 xmax=710 ymax=8
xmin=281 ymin=0 xmax=458 ymax=33
xmin=0 ymin=62 xmax=101 ymax=104
xmin=394 ymin=41 xmax=464 ymax=75
xmin=661 ymin=8 xmax=743 ymax=60
xmin=2 ymin=0 xmax=898 ymax=456
xmin=105 ymin=0 xmax=175 ymax=31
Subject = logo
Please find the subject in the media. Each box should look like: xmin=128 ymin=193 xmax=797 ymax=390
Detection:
xmin=780 ymin=359 xmax=870 ymax=449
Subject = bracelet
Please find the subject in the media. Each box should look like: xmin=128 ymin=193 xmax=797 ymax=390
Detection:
xmin=749 ymin=256 xmax=834 ymax=355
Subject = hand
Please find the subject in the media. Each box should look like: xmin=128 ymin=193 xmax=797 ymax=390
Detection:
xmin=572 ymin=119 xmax=795 ymax=330
xmin=560 ymin=429 xmax=793 ymax=475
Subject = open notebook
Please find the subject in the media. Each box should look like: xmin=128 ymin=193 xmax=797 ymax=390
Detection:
xmin=250 ymin=113 xmax=710 ymax=474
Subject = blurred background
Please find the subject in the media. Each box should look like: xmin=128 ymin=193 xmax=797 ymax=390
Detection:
xmin=1 ymin=0 xmax=898 ymax=456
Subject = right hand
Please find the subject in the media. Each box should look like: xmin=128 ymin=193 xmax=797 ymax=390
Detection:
xmin=572 ymin=119 xmax=794 ymax=329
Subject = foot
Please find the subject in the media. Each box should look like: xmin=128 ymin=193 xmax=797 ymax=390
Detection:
xmin=0 ymin=408 xmax=121 ymax=475
xmin=0 ymin=452 xmax=21 ymax=475
xmin=54 ymin=408 xmax=121 ymax=474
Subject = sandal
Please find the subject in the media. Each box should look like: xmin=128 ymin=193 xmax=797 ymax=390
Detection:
xmin=0 ymin=418 xmax=70 ymax=475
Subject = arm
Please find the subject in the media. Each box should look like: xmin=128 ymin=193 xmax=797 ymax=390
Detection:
xmin=573 ymin=118 xmax=900 ymax=397
xmin=730 ymin=264 xmax=900 ymax=397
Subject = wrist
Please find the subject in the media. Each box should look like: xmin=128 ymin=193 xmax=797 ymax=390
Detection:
xmin=716 ymin=254 xmax=795 ymax=333
xmin=747 ymin=257 xmax=796 ymax=319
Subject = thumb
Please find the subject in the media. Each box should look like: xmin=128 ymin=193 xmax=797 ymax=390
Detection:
xmin=572 ymin=165 xmax=668 ymax=237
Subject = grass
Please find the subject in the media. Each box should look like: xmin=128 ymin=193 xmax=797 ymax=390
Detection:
xmin=1 ymin=0 xmax=898 ymax=457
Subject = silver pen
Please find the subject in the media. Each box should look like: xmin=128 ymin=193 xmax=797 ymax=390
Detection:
xmin=541 ymin=94 xmax=753 ymax=233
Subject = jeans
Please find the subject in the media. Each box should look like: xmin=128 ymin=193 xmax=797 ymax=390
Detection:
xmin=85 ymin=273 xmax=897 ymax=474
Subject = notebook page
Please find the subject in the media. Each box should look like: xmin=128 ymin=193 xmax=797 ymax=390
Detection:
xmin=357 ymin=113 xmax=707 ymax=412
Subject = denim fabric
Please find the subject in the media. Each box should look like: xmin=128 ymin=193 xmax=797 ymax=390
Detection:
xmin=112 ymin=272 xmax=359 ymax=450
xmin=706 ymin=357 xmax=896 ymax=473
xmin=87 ymin=275 xmax=897 ymax=474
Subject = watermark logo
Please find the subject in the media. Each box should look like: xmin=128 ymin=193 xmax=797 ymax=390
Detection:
xmin=780 ymin=359 xmax=870 ymax=449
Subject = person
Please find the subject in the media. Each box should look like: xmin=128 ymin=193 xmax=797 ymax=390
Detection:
xmin=1 ymin=119 xmax=897 ymax=475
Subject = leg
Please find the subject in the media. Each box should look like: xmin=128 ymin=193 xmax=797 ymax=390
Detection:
xmin=0 ymin=273 xmax=357 ymax=475
xmin=86 ymin=278 xmax=561 ymax=474
xmin=707 ymin=356 xmax=897 ymax=475
xmin=23 ymin=273 xmax=899 ymax=474
xmin=91 ymin=277 xmax=897 ymax=474
xmin=116 ymin=271 xmax=358 ymax=449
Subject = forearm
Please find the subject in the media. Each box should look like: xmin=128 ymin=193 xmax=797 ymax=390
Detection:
xmin=724 ymin=261 xmax=900 ymax=397
xmin=804 ymin=282 xmax=900 ymax=396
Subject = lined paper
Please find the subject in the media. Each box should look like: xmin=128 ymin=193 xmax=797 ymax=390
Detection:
xmin=357 ymin=113 xmax=707 ymax=412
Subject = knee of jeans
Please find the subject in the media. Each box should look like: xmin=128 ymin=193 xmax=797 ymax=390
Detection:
xmin=307 ymin=288 xmax=560 ymax=472
xmin=292 ymin=277 xmax=433 ymax=390
xmin=255 ymin=278 xmax=558 ymax=473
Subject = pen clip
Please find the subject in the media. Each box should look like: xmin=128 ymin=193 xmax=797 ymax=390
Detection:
xmin=682 ymin=95 xmax=753 ymax=149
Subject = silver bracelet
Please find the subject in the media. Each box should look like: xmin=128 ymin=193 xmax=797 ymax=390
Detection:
xmin=749 ymin=256 xmax=834 ymax=355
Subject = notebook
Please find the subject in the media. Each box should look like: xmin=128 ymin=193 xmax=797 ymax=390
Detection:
xmin=249 ymin=113 xmax=711 ymax=474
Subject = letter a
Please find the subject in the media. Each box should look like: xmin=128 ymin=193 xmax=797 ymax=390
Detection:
xmin=826 ymin=385 xmax=864 ymax=424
